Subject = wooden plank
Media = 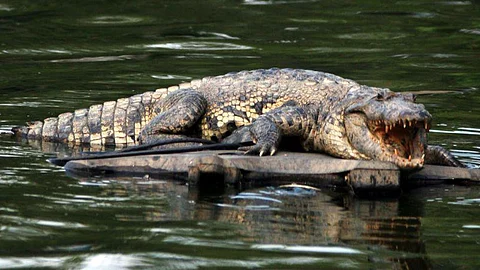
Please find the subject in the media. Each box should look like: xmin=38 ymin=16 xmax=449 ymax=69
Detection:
xmin=64 ymin=151 xmax=382 ymax=175
xmin=62 ymin=150 xmax=479 ymax=197
xmin=63 ymin=150 xmax=479 ymax=196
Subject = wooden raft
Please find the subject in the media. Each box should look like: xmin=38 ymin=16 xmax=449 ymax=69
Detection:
xmin=63 ymin=151 xmax=480 ymax=194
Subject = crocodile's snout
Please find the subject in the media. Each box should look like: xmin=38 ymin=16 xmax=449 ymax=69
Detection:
xmin=344 ymin=90 xmax=432 ymax=169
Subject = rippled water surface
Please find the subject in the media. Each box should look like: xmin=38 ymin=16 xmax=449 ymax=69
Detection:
xmin=0 ymin=0 xmax=479 ymax=269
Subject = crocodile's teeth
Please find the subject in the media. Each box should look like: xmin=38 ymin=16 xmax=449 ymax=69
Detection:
xmin=408 ymin=155 xmax=412 ymax=161
xmin=425 ymin=121 xmax=428 ymax=130
xmin=403 ymin=120 xmax=407 ymax=128
xmin=421 ymin=154 xmax=425 ymax=160
xmin=385 ymin=125 xmax=389 ymax=133
xmin=394 ymin=148 xmax=398 ymax=156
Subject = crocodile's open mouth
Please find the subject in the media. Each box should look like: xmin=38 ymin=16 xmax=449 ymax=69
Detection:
xmin=368 ymin=118 xmax=430 ymax=169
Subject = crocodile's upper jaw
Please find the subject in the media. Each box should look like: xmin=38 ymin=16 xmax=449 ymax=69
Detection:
xmin=343 ymin=91 xmax=432 ymax=169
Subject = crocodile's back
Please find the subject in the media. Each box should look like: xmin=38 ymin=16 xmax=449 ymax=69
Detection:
xmin=194 ymin=68 xmax=358 ymax=140
xmin=198 ymin=68 xmax=356 ymax=104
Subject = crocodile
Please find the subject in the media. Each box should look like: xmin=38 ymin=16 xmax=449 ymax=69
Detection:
xmin=12 ymin=68 xmax=464 ymax=169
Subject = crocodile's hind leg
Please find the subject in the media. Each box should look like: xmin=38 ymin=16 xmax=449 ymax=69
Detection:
xmin=425 ymin=145 xmax=465 ymax=167
xmin=138 ymin=89 xmax=208 ymax=144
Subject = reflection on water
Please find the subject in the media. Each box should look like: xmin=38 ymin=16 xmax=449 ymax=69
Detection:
xmin=1 ymin=158 xmax=479 ymax=268
xmin=138 ymin=42 xmax=254 ymax=51
xmin=50 ymin=54 xmax=144 ymax=63
xmin=80 ymin=15 xmax=155 ymax=25
xmin=460 ymin=29 xmax=480 ymax=35
xmin=0 ymin=178 xmax=434 ymax=268
xmin=431 ymin=127 xmax=480 ymax=136
xmin=243 ymin=0 xmax=321 ymax=5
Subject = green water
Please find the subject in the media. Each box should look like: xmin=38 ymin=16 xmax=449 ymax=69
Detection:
xmin=0 ymin=0 xmax=479 ymax=268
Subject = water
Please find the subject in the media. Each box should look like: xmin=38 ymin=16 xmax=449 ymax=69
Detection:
xmin=0 ymin=0 xmax=479 ymax=268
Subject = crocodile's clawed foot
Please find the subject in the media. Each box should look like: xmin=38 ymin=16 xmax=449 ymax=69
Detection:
xmin=239 ymin=143 xmax=277 ymax=156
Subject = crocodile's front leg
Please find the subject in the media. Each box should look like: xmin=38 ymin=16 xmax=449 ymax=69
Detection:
xmin=239 ymin=105 xmax=317 ymax=156
xmin=426 ymin=145 xmax=465 ymax=167
xmin=138 ymin=89 xmax=207 ymax=144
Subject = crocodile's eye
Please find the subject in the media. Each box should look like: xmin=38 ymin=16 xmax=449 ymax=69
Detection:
xmin=375 ymin=93 xmax=384 ymax=101
xmin=402 ymin=93 xmax=417 ymax=103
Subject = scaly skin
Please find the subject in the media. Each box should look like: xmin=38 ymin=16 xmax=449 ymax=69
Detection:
xmin=12 ymin=68 xmax=464 ymax=169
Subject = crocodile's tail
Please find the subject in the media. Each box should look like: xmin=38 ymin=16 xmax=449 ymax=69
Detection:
xmin=11 ymin=87 xmax=179 ymax=146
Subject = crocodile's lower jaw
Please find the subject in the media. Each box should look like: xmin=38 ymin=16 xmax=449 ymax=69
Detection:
xmin=388 ymin=151 xmax=425 ymax=169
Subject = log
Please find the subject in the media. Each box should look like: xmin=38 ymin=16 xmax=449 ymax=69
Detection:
xmin=62 ymin=150 xmax=479 ymax=195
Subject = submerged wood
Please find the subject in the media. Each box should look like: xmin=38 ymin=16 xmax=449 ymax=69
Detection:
xmin=63 ymin=150 xmax=479 ymax=195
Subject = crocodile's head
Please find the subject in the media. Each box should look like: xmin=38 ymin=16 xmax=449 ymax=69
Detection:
xmin=343 ymin=88 xmax=432 ymax=169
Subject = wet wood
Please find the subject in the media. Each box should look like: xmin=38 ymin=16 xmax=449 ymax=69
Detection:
xmin=63 ymin=150 xmax=479 ymax=195
xmin=405 ymin=90 xmax=460 ymax=95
